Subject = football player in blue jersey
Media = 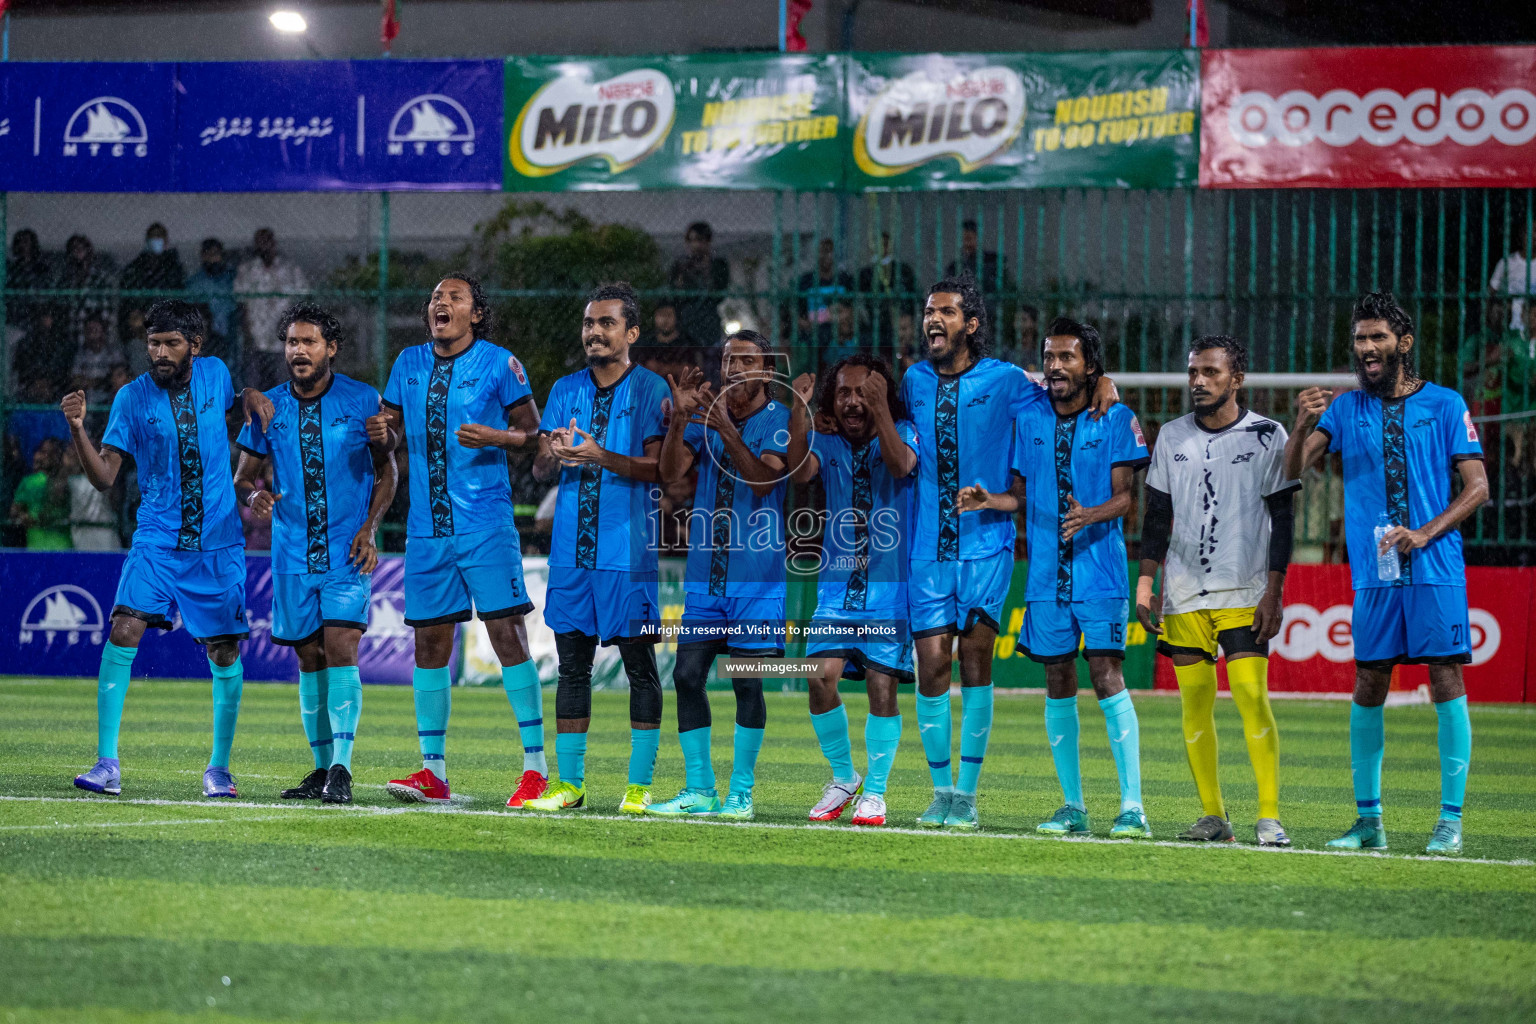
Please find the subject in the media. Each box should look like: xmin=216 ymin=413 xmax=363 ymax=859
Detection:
xmin=903 ymin=277 xmax=1116 ymax=830
xmin=66 ymin=300 xmax=269 ymax=798
xmin=651 ymin=330 xmax=794 ymax=821
xmin=369 ymin=274 xmax=546 ymax=807
xmin=522 ymin=283 xmax=670 ymax=815
xmin=960 ymin=318 xmax=1151 ymax=838
xmin=1286 ymin=292 xmax=1487 ymax=855
xmin=234 ymin=303 xmax=397 ymax=805
xmin=789 ymin=355 xmax=917 ymax=827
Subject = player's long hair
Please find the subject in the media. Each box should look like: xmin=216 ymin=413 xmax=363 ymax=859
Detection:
xmin=1350 ymin=291 xmax=1420 ymax=388
xmin=144 ymin=299 xmax=206 ymax=347
xmin=1045 ymin=316 xmax=1104 ymax=394
xmin=277 ymin=301 xmax=344 ymax=351
xmin=816 ymin=353 xmax=908 ymax=425
xmin=421 ymin=271 xmax=497 ymax=340
xmin=927 ymin=273 xmax=990 ymax=358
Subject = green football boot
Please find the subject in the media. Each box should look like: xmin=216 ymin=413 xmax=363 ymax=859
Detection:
xmin=1109 ymin=808 xmax=1152 ymax=838
xmin=944 ymin=791 xmax=979 ymax=830
xmin=646 ymin=787 xmax=721 ymax=817
xmin=917 ymin=790 xmax=953 ymax=828
xmin=1326 ymin=816 xmax=1388 ymax=850
xmin=619 ymin=784 xmax=651 ymax=815
xmin=1037 ymin=805 xmax=1091 ymax=835
xmin=718 ymin=790 xmax=755 ymax=821
xmin=1425 ymin=817 xmax=1463 ymax=855
xmin=524 ymin=780 xmax=585 ymax=811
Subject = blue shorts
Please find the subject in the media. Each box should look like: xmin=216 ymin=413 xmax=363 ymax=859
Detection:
xmin=545 ymin=565 xmax=660 ymax=644
xmin=403 ymin=524 xmax=533 ymax=627
xmin=114 ymin=544 xmax=248 ymax=645
xmin=1353 ymin=585 xmax=1472 ymax=669
xmin=271 ymin=564 xmax=372 ymax=646
xmin=679 ymin=591 xmax=786 ymax=653
xmin=1017 ymin=598 xmax=1129 ymax=663
xmin=908 ymin=551 xmax=1013 ymax=638
xmin=805 ymin=603 xmax=913 ymax=683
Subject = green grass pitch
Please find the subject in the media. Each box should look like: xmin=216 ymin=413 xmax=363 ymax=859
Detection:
xmin=1 ymin=677 xmax=1533 ymax=1023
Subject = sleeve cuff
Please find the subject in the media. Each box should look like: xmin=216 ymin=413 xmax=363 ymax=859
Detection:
xmin=507 ymin=395 xmax=534 ymax=411
xmin=1451 ymin=453 xmax=1485 ymax=463
xmin=642 ymin=434 xmax=666 ymax=446
xmin=234 ymin=441 xmax=266 ymax=458
xmin=101 ymin=443 xmax=130 ymax=459
xmin=1112 ymin=456 xmax=1152 ymax=470
xmin=381 ymin=398 xmax=402 ymax=411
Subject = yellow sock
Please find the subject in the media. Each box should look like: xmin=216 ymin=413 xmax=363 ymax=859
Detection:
xmin=1174 ymin=660 xmax=1224 ymax=818
xmin=1227 ymin=656 xmax=1281 ymax=820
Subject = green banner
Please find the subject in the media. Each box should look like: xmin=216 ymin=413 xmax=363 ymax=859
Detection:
xmin=846 ymin=50 xmax=1199 ymax=190
xmin=504 ymin=53 xmax=844 ymax=191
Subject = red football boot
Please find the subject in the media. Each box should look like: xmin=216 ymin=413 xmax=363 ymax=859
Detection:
xmin=506 ymin=769 xmax=549 ymax=808
xmin=386 ymin=768 xmax=451 ymax=804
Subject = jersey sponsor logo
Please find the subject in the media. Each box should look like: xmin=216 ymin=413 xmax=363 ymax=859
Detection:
xmin=63 ymin=96 xmax=150 ymax=159
xmin=1033 ymin=436 xmax=1045 ymax=445
xmin=456 ymin=377 xmax=480 ymax=389
xmin=1412 ymin=416 xmax=1436 ymax=429
xmin=1276 ymin=602 xmax=1499 ymax=667
xmin=388 ymin=93 xmax=477 ymax=157
xmin=19 ymin=585 xmax=105 ymax=647
xmin=1080 ymin=438 xmax=1102 ymax=450
xmin=614 ymin=405 xmax=634 ymax=420
xmin=407 ymin=376 xmax=420 ymax=386
xmin=509 ymin=355 xmax=527 ymax=385
xmin=331 ymin=416 xmax=350 ymax=427
xmin=966 ymin=394 xmax=992 ymax=407
xmin=200 ymin=396 xmax=214 ymax=413
xmin=1465 ymin=409 xmax=1479 ymax=442
xmin=1227 ymin=88 xmax=1536 ymax=149
xmin=910 ymin=398 xmax=926 ymax=409
xmin=1174 ymin=452 xmax=1188 ymax=461
xmin=1231 ymin=451 xmax=1256 ymax=464
xmin=512 ymin=67 xmax=675 ymax=177
xmin=853 ymin=64 xmax=1026 ymax=178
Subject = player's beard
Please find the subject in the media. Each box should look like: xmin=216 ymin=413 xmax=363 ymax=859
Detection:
xmin=150 ymin=353 xmax=192 ymax=389
xmin=1047 ymin=372 xmax=1088 ymax=409
xmin=925 ymin=327 xmax=969 ymax=371
xmin=585 ymin=350 xmax=618 ymax=368
xmin=1354 ymin=348 xmax=1404 ymax=399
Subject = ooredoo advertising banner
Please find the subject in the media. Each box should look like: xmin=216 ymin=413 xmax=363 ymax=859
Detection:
xmin=1200 ymin=46 xmax=1536 ymax=188
xmin=844 ymin=50 xmax=1199 ymax=190
xmin=503 ymin=53 xmax=844 ymax=191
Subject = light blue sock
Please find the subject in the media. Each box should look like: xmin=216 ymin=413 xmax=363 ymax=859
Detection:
xmin=1349 ymin=701 xmax=1385 ymax=819
xmin=955 ymin=685 xmax=994 ymax=795
xmin=810 ymin=704 xmax=857 ymax=783
xmin=915 ymin=691 xmax=953 ymax=791
xmin=1045 ymin=695 xmax=1083 ymax=810
xmin=501 ymin=660 xmax=547 ymax=776
xmin=730 ymin=724 xmax=766 ymax=794
xmin=555 ymin=731 xmax=587 ymax=788
xmin=327 ymin=666 xmax=362 ymax=771
xmin=414 ymin=666 xmax=452 ymax=782
xmin=679 ymin=726 xmax=715 ymax=791
xmin=863 ymin=712 xmax=902 ymax=796
xmin=208 ymin=657 xmax=244 ymax=770
xmin=1435 ymin=696 xmax=1471 ymax=821
xmin=1099 ymin=689 xmax=1143 ymax=812
xmin=628 ymin=727 xmax=660 ymax=786
xmin=95 ymin=642 xmax=136 ymax=759
xmin=298 ymin=669 xmax=333 ymax=770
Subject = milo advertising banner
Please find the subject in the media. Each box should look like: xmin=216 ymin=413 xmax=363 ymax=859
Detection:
xmin=503 ymin=53 xmax=843 ymax=190
xmin=845 ymin=50 xmax=1200 ymax=190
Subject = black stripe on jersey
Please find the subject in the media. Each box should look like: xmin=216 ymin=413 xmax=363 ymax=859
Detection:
xmin=168 ymin=385 xmax=204 ymax=551
xmin=574 ymin=385 xmax=616 ymax=570
xmin=297 ymin=400 xmax=330 ymax=574
xmin=1053 ymin=415 xmax=1075 ymax=602
xmin=425 ymin=356 xmax=455 ymax=538
xmin=843 ymin=441 xmax=874 ymax=612
xmin=1382 ymin=399 xmax=1411 ymax=583
xmin=708 ymin=450 xmax=736 ymax=597
xmin=935 ymin=377 xmax=960 ymax=561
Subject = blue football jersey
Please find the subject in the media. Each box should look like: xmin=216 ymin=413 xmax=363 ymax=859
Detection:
xmin=236 ymin=373 xmax=380 ymax=576
xmin=900 ymin=357 xmax=1047 ymax=562
xmin=540 ymin=364 xmax=670 ymax=574
xmin=102 ymin=356 xmax=242 ymax=552
xmin=1317 ymin=382 xmax=1483 ymax=590
xmin=813 ymin=423 xmax=917 ymax=613
xmin=682 ymin=398 xmax=791 ymax=598
xmin=383 ymin=339 xmax=533 ymax=538
xmin=1011 ymin=402 xmax=1149 ymax=602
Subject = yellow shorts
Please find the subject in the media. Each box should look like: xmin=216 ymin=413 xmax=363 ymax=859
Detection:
xmin=1158 ymin=606 xmax=1265 ymax=662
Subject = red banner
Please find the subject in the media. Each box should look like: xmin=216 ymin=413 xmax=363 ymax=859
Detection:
xmin=1200 ymin=46 xmax=1536 ymax=188
xmin=1154 ymin=565 xmax=1531 ymax=702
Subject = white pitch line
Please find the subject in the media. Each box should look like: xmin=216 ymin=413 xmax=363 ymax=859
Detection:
xmin=2 ymin=795 xmax=1530 ymax=867
xmin=0 ymin=814 xmax=312 ymax=832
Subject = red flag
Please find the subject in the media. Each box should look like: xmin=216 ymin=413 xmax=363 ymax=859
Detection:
xmin=1186 ymin=0 xmax=1208 ymax=47
xmin=785 ymin=0 xmax=812 ymax=53
xmin=381 ymin=0 xmax=401 ymax=51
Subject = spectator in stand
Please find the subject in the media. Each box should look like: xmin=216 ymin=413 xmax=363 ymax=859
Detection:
xmin=994 ymin=302 xmax=1040 ymax=369
xmin=1490 ymin=225 xmax=1534 ymax=333
xmin=667 ymin=221 xmax=729 ymax=348
xmin=71 ymin=315 xmax=120 ymax=404
xmin=6 ymin=228 xmax=53 ymax=329
xmin=797 ymin=238 xmax=854 ymax=360
xmin=56 ymin=234 xmax=116 ymax=355
xmin=856 ymin=232 xmax=917 ymax=348
xmin=944 ymin=219 xmax=1008 ymax=286
xmin=7 ymin=376 xmax=71 ymax=466
xmin=120 ymin=307 xmax=153 ymax=379
xmin=12 ymin=306 xmax=71 ymax=398
xmin=10 ymin=436 xmax=71 ymax=550
xmin=827 ymin=300 xmax=860 ymax=365
xmin=119 ymin=222 xmax=186 ymax=346
xmin=636 ymin=298 xmax=697 ymax=371
xmin=63 ymin=443 xmax=120 ymax=551
xmin=236 ymin=227 xmax=309 ymax=389
xmin=185 ymin=237 xmax=239 ymax=364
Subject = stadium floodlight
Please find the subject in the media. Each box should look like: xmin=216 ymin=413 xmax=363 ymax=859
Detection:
xmin=724 ymin=320 xmax=742 ymax=335
xmin=269 ymin=11 xmax=308 ymax=33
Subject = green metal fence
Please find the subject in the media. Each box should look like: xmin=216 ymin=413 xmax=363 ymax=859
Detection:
xmin=3 ymin=186 xmax=1532 ymax=557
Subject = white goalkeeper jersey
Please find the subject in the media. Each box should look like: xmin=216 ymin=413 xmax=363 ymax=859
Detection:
xmin=1146 ymin=409 xmax=1300 ymax=615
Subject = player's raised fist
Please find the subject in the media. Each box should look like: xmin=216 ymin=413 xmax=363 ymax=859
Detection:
xmin=60 ymin=390 xmax=88 ymax=429
xmin=857 ymin=369 xmax=890 ymax=417
xmin=791 ymin=372 xmax=816 ymax=407
xmin=1295 ymin=387 xmax=1332 ymax=429
xmin=365 ymin=410 xmax=393 ymax=446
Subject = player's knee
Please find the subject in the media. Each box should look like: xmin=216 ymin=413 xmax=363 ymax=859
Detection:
xmin=866 ymin=676 xmax=900 ymax=717
xmin=485 ymin=616 xmax=530 ymax=665
xmin=672 ymin=645 xmax=713 ymax=695
xmin=554 ymin=677 xmax=592 ymax=720
xmin=322 ymin=631 xmax=360 ymax=669
xmin=732 ymin=677 xmax=767 ymax=729
xmin=1428 ymin=664 xmax=1467 ymax=703
xmin=1044 ymin=662 xmax=1078 ymax=699
xmin=206 ymin=641 xmax=240 ymax=668
xmin=295 ymin=642 xmax=327 ymax=674
xmin=109 ymin=615 xmax=145 ymax=648
xmin=1352 ymin=667 xmax=1392 ymax=707
xmin=413 ymin=625 xmax=454 ymax=669
xmin=807 ymin=675 xmax=841 ymax=714
xmin=1088 ymin=659 xmax=1125 ymax=700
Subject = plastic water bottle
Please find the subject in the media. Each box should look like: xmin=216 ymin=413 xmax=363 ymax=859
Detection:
xmin=1374 ymin=512 xmax=1400 ymax=582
